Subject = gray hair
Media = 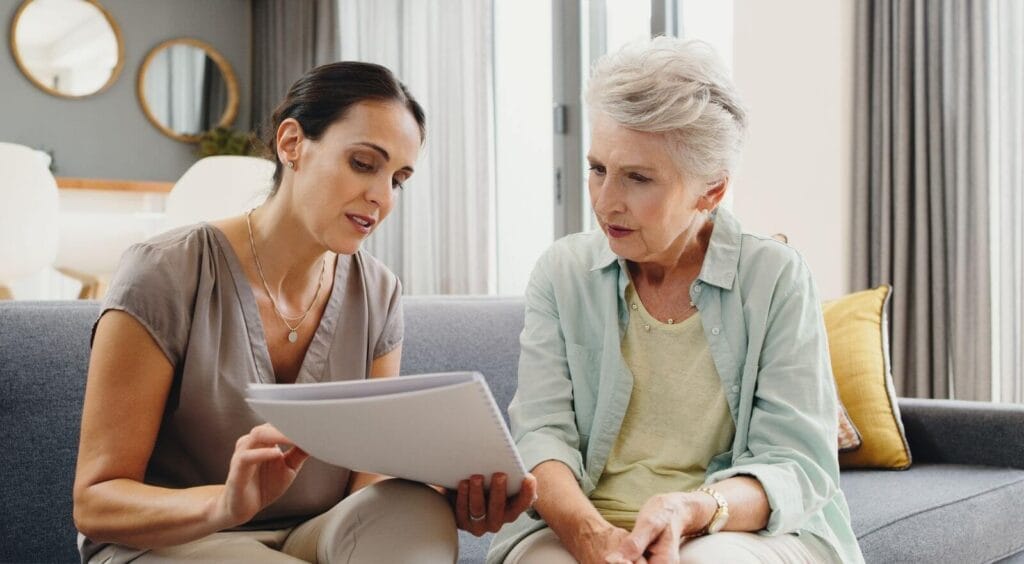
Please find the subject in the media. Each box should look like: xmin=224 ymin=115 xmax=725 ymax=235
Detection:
xmin=586 ymin=36 xmax=747 ymax=182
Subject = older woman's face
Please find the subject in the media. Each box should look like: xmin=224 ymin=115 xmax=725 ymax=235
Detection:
xmin=587 ymin=112 xmax=706 ymax=264
xmin=287 ymin=100 xmax=422 ymax=255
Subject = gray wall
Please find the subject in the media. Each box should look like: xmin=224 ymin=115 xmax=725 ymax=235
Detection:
xmin=0 ymin=0 xmax=251 ymax=182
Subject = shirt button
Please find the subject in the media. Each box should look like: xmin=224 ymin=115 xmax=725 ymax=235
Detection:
xmin=711 ymin=327 xmax=721 ymax=336
xmin=694 ymin=284 xmax=702 ymax=294
xmin=731 ymin=385 xmax=739 ymax=393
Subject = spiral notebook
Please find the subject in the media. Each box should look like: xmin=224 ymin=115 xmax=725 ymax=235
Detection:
xmin=246 ymin=372 xmax=527 ymax=494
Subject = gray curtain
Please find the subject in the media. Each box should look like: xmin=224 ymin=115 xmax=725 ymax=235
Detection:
xmin=852 ymin=0 xmax=992 ymax=400
xmin=200 ymin=56 xmax=228 ymax=131
xmin=251 ymin=0 xmax=338 ymax=131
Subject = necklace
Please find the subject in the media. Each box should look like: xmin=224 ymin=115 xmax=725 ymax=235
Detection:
xmin=246 ymin=209 xmax=326 ymax=343
xmin=626 ymin=265 xmax=699 ymax=330
xmin=630 ymin=299 xmax=697 ymax=331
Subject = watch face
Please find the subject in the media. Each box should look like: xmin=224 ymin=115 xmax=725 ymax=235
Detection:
xmin=708 ymin=510 xmax=729 ymax=534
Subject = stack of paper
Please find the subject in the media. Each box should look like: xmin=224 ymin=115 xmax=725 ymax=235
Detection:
xmin=246 ymin=371 xmax=527 ymax=493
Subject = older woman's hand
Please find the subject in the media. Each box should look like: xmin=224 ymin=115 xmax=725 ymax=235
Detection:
xmin=605 ymin=492 xmax=711 ymax=564
xmin=452 ymin=473 xmax=538 ymax=537
xmin=569 ymin=523 xmax=631 ymax=564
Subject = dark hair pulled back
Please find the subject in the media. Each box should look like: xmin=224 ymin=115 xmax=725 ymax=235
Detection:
xmin=262 ymin=61 xmax=426 ymax=195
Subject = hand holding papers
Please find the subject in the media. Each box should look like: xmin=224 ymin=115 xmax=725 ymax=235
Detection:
xmin=246 ymin=372 xmax=528 ymax=494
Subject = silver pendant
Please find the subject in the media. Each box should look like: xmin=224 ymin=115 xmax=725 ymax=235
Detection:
xmin=288 ymin=330 xmax=298 ymax=343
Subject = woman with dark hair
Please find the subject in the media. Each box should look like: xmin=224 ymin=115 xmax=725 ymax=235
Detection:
xmin=73 ymin=61 xmax=536 ymax=563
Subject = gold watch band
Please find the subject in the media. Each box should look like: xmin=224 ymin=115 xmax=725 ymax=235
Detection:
xmin=696 ymin=486 xmax=729 ymax=535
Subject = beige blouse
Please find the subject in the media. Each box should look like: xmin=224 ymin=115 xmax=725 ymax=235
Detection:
xmin=79 ymin=223 xmax=403 ymax=562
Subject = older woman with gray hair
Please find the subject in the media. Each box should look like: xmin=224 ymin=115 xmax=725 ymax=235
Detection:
xmin=487 ymin=37 xmax=863 ymax=564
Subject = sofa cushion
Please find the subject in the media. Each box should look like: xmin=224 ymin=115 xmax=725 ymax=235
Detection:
xmin=843 ymin=464 xmax=1024 ymax=563
xmin=459 ymin=531 xmax=494 ymax=564
xmin=402 ymin=296 xmax=525 ymax=423
xmin=0 ymin=301 xmax=96 ymax=563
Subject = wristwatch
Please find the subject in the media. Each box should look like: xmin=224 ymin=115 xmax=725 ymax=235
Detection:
xmin=696 ymin=486 xmax=729 ymax=535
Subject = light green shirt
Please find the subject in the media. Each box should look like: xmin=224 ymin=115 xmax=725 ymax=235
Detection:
xmin=590 ymin=287 xmax=735 ymax=530
xmin=487 ymin=207 xmax=864 ymax=564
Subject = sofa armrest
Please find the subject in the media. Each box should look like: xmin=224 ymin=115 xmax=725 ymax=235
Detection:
xmin=898 ymin=398 xmax=1024 ymax=469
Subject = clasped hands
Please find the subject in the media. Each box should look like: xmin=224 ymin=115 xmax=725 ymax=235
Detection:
xmin=578 ymin=492 xmax=712 ymax=564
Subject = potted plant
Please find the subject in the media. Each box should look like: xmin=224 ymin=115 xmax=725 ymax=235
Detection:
xmin=195 ymin=127 xmax=266 ymax=158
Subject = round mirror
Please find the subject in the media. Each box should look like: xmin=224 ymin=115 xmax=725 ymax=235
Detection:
xmin=9 ymin=0 xmax=124 ymax=98
xmin=137 ymin=38 xmax=239 ymax=143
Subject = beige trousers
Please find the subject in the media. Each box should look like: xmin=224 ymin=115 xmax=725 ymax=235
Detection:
xmin=89 ymin=479 xmax=458 ymax=564
xmin=504 ymin=527 xmax=836 ymax=564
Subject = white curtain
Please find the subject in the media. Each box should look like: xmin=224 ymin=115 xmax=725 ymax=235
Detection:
xmin=992 ymin=0 xmax=1024 ymax=403
xmin=338 ymin=0 xmax=496 ymax=295
xmin=145 ymin=45 xmax=206 ymax=134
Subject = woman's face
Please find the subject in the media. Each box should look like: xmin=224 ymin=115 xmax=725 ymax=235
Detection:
xmin=284 ymin=100 xmax=422 ymax=255
xmin=587 ymin=112 xmax=711 ymax=264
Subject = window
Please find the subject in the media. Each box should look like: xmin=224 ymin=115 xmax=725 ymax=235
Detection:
xmin=493 ymin=0 xmax=734 ymax=294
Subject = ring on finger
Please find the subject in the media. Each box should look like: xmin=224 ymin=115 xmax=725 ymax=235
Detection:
xmin=469 ymin=511 xmax=487 ymax=522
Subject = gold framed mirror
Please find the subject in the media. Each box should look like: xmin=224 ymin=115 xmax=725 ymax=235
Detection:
xmin=136 ymin=38 xmax=240 ymax=143
xmin=9 ymin=0 xmax=125 ymax=99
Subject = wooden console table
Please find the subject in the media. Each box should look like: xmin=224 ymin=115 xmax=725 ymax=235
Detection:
xmin=56 ymin=176 xmax=174 ymax=193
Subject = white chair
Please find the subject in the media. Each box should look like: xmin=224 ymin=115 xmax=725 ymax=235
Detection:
xmin=163 ymin=156 xmax=275 ymax=230
xmin=54 ymin=210 xmax=158 ymax=299
xmin=53 ymin=156 xmax=274 ymax=300
xmin=0 ymin=142 xmax=59 ymax=299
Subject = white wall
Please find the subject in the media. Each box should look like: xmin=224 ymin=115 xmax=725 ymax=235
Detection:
xmin=730 ymin=0 xmax=854 ymax=300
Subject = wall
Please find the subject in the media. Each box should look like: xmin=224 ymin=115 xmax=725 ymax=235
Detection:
xmin=730 ymin=0 xmax=854 ymax=300
xmin=0 ymin=0 xmax=251 ymax=182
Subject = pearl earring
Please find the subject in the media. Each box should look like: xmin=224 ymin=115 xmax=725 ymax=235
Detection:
xmin=286 ymin=161 xmax=295 ymax=169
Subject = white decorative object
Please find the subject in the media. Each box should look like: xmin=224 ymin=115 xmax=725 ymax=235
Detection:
xmin=163 ymin=156 xmax=275 ymax=230
xmin=54 ymin=209 xmax=156 ymax=298
xmin=0 ymin=142 xmax=60 ymax=298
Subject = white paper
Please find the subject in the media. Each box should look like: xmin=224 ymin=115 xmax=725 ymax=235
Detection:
xmin=246 ymin=372 xmax=527 ymax=494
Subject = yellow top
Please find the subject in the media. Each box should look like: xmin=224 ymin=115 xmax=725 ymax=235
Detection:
xmin=590 ymin=284 xmax=735 ymax=529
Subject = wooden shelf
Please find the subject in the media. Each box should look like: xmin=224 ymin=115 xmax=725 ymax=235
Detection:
xmin=56 ymin=176 xmax=173 ymax=193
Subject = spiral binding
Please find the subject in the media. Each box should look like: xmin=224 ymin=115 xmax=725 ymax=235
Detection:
xmin=473 ymin=375 xmax=527 ymax=487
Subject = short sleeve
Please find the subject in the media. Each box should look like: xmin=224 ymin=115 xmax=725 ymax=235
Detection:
xmin=373 ymin=277 xmax=403 ymax=358
xmin=92 ymin=237 xmax=199 ymax=368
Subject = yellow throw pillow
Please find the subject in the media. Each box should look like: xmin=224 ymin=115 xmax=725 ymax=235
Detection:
xmin=823 ymin=285 xmax=912 ymax=469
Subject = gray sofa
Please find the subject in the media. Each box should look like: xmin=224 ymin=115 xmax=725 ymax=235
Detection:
xmin=2 ymin=298 xmax=1023 ymax=563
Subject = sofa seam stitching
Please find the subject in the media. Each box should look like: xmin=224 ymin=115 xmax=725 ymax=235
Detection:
xmin=983 ymin=542 xmax=1024 ymax=564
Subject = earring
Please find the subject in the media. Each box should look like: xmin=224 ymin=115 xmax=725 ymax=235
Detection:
xmin=286 ymin=160 xmax=295 ymax=169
